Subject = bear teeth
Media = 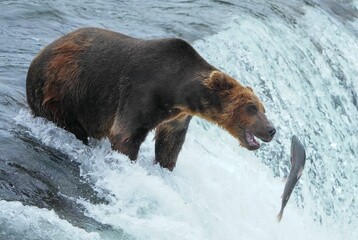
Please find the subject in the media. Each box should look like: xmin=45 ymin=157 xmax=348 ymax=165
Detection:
xmin=245 ymin=131 xmax=260 ymax=148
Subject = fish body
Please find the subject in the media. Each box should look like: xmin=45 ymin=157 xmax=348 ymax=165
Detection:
xmin=277 ymin=135 xmax=306 ymax=222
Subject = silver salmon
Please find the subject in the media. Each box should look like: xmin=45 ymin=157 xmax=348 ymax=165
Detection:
xmin=277 ymin=135 xmax=306 ymax=222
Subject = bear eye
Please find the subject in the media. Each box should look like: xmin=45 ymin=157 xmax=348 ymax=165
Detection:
xmin=246 ymin=104 xmax=258 ymax=114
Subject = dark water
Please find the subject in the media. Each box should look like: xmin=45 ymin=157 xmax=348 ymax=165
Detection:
xmin=0 ymin=0 xmax=357 ymax=239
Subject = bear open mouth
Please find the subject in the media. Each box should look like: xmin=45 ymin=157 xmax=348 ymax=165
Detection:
xmin=245 ymin=130 xmax=260 ymax=150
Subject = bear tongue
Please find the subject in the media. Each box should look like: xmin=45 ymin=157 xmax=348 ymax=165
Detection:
xmin=245 ymin=131 xmax=260 ymax=148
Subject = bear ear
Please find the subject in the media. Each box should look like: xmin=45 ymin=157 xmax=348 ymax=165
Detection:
xmin=246 ymin=86 xmax=253 ymax=92
xmin=205 ymin=71 xmax=234 ymax=91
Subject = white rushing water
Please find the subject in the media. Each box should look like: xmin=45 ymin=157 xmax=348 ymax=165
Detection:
xmin=0 ymin=200 xmax=100 ymax=240
xmin=5 ymin=3 xmax=357 ymax=240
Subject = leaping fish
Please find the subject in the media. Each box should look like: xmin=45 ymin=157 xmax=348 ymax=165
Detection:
xmin=277 ymin=135 xmax=306 ymax=222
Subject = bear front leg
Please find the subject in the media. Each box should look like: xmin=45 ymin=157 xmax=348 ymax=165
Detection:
xmin=110 ymin=128 xmax=149 ymax=161
xmin=155 ymin=116 xmax=192 ymax=171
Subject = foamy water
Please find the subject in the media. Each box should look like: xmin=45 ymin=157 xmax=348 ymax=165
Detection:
xmin=8 ymin=108 xmax=340 ymax=240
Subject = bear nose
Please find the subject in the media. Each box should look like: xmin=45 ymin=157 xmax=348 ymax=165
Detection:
xmin=268 ymin=127 xmax=276 ymax=137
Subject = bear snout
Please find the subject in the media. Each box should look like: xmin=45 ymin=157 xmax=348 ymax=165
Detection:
xmin=259 ymin=125 xmax=276 ymax=142
xmin=268 ymin=126 xmax=276 ymax=138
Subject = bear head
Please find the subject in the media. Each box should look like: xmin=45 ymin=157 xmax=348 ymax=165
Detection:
xmin=203 ymin=71 xmax=276 ymax=150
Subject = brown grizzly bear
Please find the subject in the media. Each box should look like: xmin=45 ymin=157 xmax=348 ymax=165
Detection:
xmin=26 ymin=27 xmax=276 ymax=170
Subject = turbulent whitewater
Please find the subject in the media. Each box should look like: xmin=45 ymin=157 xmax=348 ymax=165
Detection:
xmin=0 ymin=0 xmax=357 ymax=239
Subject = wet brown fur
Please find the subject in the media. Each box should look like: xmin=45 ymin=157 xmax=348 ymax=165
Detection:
xmin=42 ymin=33 xmax=91 ymax=123
xmin=154 ymin=114 xmax=191 ymax=170
xmin=26 ymin=27 xmax=274 ymax=170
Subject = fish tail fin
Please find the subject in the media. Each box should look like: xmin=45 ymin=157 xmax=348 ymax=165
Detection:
xmin=277 ymin=209 xmax=284 ymax=222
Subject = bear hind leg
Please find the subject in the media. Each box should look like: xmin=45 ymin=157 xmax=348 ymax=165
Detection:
xmin=155 ymin=116 xmax=191 ymax=171
xmin=110 ymin=127 xmax=149 ymax=161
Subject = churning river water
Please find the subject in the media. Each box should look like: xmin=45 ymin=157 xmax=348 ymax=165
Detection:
xmin=0 ymin=0 xmax=357 ymax=239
